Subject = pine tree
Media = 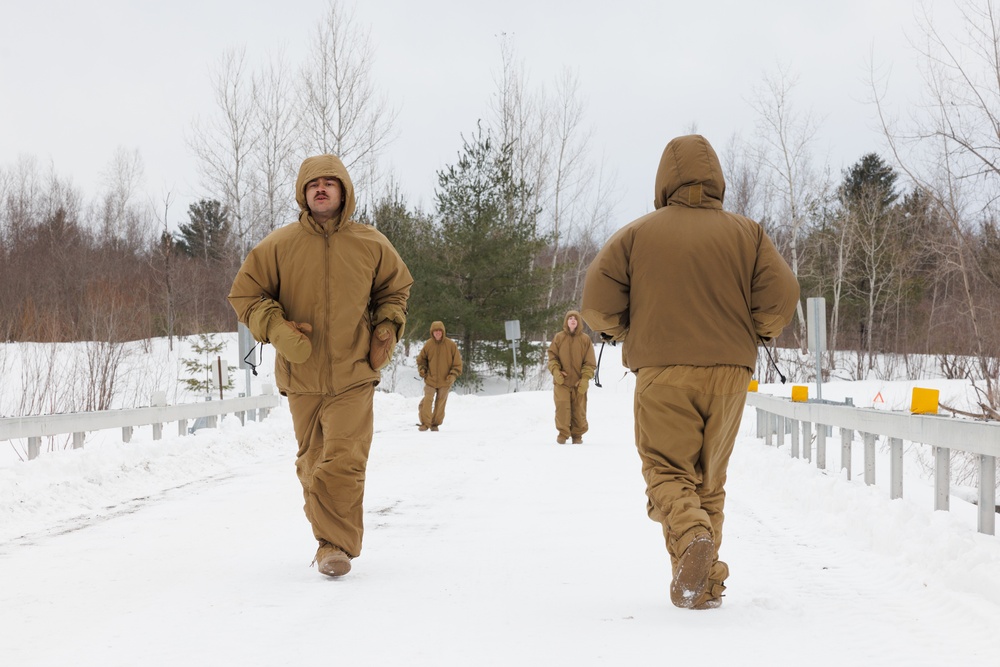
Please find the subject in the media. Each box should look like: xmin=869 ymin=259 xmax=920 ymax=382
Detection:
xmin=174 ymin=199 xmax=232 ymax=261
xmin=429 ymin=124 xmax=556 ymax=380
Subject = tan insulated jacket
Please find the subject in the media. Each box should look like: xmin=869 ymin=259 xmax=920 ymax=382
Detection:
xmin=228 ymin=154 xmax=413 ymax=396
xmin=416 ymin=321 xmax=463 ymax=389
xmin=581 ymin=135 xmax=800 ymax=372
xmin=547 ymin=310 xmax=597 ymax=388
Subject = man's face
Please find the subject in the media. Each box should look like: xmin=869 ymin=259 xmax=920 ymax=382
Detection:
xmin=305 ymin=177 xmax=342 ymax=219
xmin=567 ymin=316 xmax=578 ymax=332
xmin=433 ymin=329 xmax=443 ymax=341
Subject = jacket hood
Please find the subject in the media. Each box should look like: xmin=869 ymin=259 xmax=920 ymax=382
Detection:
xmin=653 ymin=135 xmax=725 ymax=210
xmin=295 ymin=154 xmax=357 ymax=229
xmin=563 ymin=310 xmax=583 ymax=335
xmin=430 ymin=321 xmax=446 ymax=336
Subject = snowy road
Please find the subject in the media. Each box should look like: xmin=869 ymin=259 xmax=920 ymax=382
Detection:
xmin=3 ymin=383 xmax=1000 ymax=666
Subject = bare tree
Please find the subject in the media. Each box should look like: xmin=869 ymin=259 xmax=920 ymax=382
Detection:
xmin=748 ymin=65 xmax=822 ymax=346
xmin=253 ymin=50 xmax=299 ymax=235
xmin=490 ymin=33 xmax=550 ymax=226
xmin=544 ymin=69 xmax=593 ymax=309
xmin=189 ymin=47 xmax=259 ymax=257
xmin=721 ymin=133 xmax=769 ymax=222
xmin=95 ymin=146 xmax=149 ymax=250
xmin=298 ymin=0 xmax=396 ymax=204
xmin=870 ymin=0 xmax=1000 ymax=406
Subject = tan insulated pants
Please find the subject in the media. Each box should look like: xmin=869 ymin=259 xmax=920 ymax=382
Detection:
xmin=287 ymin=382 xmax=375 ymax=558
xmin=418 ymin=384 xmax=451 ymax=427
xmin=553 ymin=383 xmax=588 ymax=438
xmin=633 ymin=364 xmax=750 ymax=580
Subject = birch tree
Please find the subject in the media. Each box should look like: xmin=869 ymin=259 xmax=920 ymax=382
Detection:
xmin=298 ymin=0 xmax=396 ymax=204
xmin=749 ymin=66 xmax=821 ymax=346
xmin=253 ymin=51 xmax=299 ymax=235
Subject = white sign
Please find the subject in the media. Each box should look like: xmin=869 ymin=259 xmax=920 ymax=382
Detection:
xmin=504 ymin=320 xmax=521 ymax=341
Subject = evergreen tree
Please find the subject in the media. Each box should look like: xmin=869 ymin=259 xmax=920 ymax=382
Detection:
xmin=174 ymin=199 xmax=232 ymax=261
xmin=839 ymin=153 xmax=899 ymax=214
xmin=429 ymin=124 xmax=556 ymax=380
xmin=361 ymin=186 xmax=437 ymax=346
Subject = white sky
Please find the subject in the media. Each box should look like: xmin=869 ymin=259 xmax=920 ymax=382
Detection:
xmin=0 ymin=0 xmax=959 ymax=227
xmin=2 ymin=339 xmax=1000 ymax=665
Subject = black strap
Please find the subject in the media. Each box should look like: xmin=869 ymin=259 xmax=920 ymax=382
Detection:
xmin=594 ymin=335 xmax=616 ymax=388
xmin=243 ymin=342 xmax=260 ymax=377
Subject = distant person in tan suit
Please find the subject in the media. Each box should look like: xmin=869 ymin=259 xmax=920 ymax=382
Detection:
xmin=416 ymin=321 xmax=463 ymax=431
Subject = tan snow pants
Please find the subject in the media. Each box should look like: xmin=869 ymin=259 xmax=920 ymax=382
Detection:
xmin=633 ymin=364 xmax=750 ymax=583
xmin=418 ymin=384 xmax=451 ymax=428
xmin=553 ymin=383 xmax=588 ymax=439
xmin=287 ymin=382 xmax=375 ymax=558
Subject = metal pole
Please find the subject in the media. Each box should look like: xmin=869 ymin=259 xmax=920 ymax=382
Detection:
xmin=812 ymin=298 xmax=823 ymax=401
xmin=511 ymin=341 xmax=520 ymax=392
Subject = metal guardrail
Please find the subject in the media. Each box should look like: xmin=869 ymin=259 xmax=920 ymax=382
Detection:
xmin=0 ymin=386 xmax=281 ymax=460
xmin=747 ymin=391 xmax=999 ymax=535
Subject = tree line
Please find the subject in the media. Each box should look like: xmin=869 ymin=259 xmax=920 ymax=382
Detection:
xmin=2 ymin=0 xmax=1000 ymax=407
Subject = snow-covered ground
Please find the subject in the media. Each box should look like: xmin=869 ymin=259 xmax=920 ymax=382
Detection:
xmin=2 ymin=340 xmax=1000 ymax=665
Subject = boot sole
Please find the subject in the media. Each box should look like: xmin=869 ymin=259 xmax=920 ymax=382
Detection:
xmin=670 ymin=534 xmax=714 ymax=608
xmin=318 ymin=557 xmax=352 ymax=577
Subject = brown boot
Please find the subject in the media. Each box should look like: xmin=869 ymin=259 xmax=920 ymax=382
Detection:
xmin=556 ymin=435 xmax=567 ymax=444
xmin=314 ymin=541 xmax=351 ymax=577
xmin=670 ymin=532 xmax=714 ymax=608
xmin=430 ymin=425 xmax=439 ymax=431
xmin=691 ymin=580 xmax=726 ymax=610
xmin=417 ymin=424 xmax=429 ymax=431
xmin=572 ymin=436 xmax=583 ymax=444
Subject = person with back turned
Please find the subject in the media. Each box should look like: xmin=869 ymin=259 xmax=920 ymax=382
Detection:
xmin=582 ymin=135 xmax=799 ymax=609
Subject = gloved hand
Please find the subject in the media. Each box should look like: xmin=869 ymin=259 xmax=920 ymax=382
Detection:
xmin=369 ymin=320 xmax=397 ymax=371
xmin=268 ymin=318 xmax=313 ymax=364
xmin=446 ymin=374 xmax=456 ymax=386
xmin=578 ymin=378 xmax=590 ymax=394
xmin=553 ymin=370 xmax=566 ymax=385
xmin=418 ymin=368 xmax=427 ymax=379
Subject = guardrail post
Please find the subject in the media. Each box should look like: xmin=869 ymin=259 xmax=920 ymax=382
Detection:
xmin=152 ymin=391 xmax=167 ymax=440
xmin=179 ymin=419 xmax=187 ymax=437
xmin=863 ymin=432 xmax=876 ymax=485
xmin=801 ymin=421 xmax=812 ymax=462
xmin=840 ymin=428 xmax=853 ymax=480
xmin=978 ymin=455 xmax=996 ymax=535
xmin=774 ymin=415 xmax=785 ymax=448
xmin=934 ymin=446 xmax=950 ymax=511
xmin=756 ymin=408 xmax=764 ymax=438
xmin=889 ymin=437 xmax=903 ymax=500
xmin=122 ymin=426 xmax=133 ymax=443
xmin=28 ymin=436 xmax=41 ymax=460
xmin=790 ymin=418 xmax=800 ymax=458
xmin=816 ymin=422 xmax=827 ymax=470
xmin=260 ymin=385 xmax=274 ymax=419
xmin=73 ymin=432 xmax=85 ymax=450
xmin=763 ymin=411 xmax=773 ymax=447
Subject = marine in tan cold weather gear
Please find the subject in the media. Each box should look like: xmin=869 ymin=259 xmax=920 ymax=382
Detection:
xmin=547 ymin=311 xmax=596 ymax=443
xmin=228 ymin=154 xmax=412 ymax=573
xmin=581 ymin=135 xmax=799 ymax=608
xmin=416 ymin=321 xmax=463 ymax=430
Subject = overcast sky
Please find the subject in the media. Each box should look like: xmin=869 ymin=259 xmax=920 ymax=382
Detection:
xmin=0 ymin=0 xmax=961 ymax=228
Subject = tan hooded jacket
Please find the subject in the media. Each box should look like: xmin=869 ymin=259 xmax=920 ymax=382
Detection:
xmin=581 ymin=135 xmax=799 ymax=371
xmin=547 ymin=310 xmax=597 ymax=387
xmin=228 ymin=154 xmax=413 ymax=396
xmin=416 ymin=321 xmax=463 ymax=389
